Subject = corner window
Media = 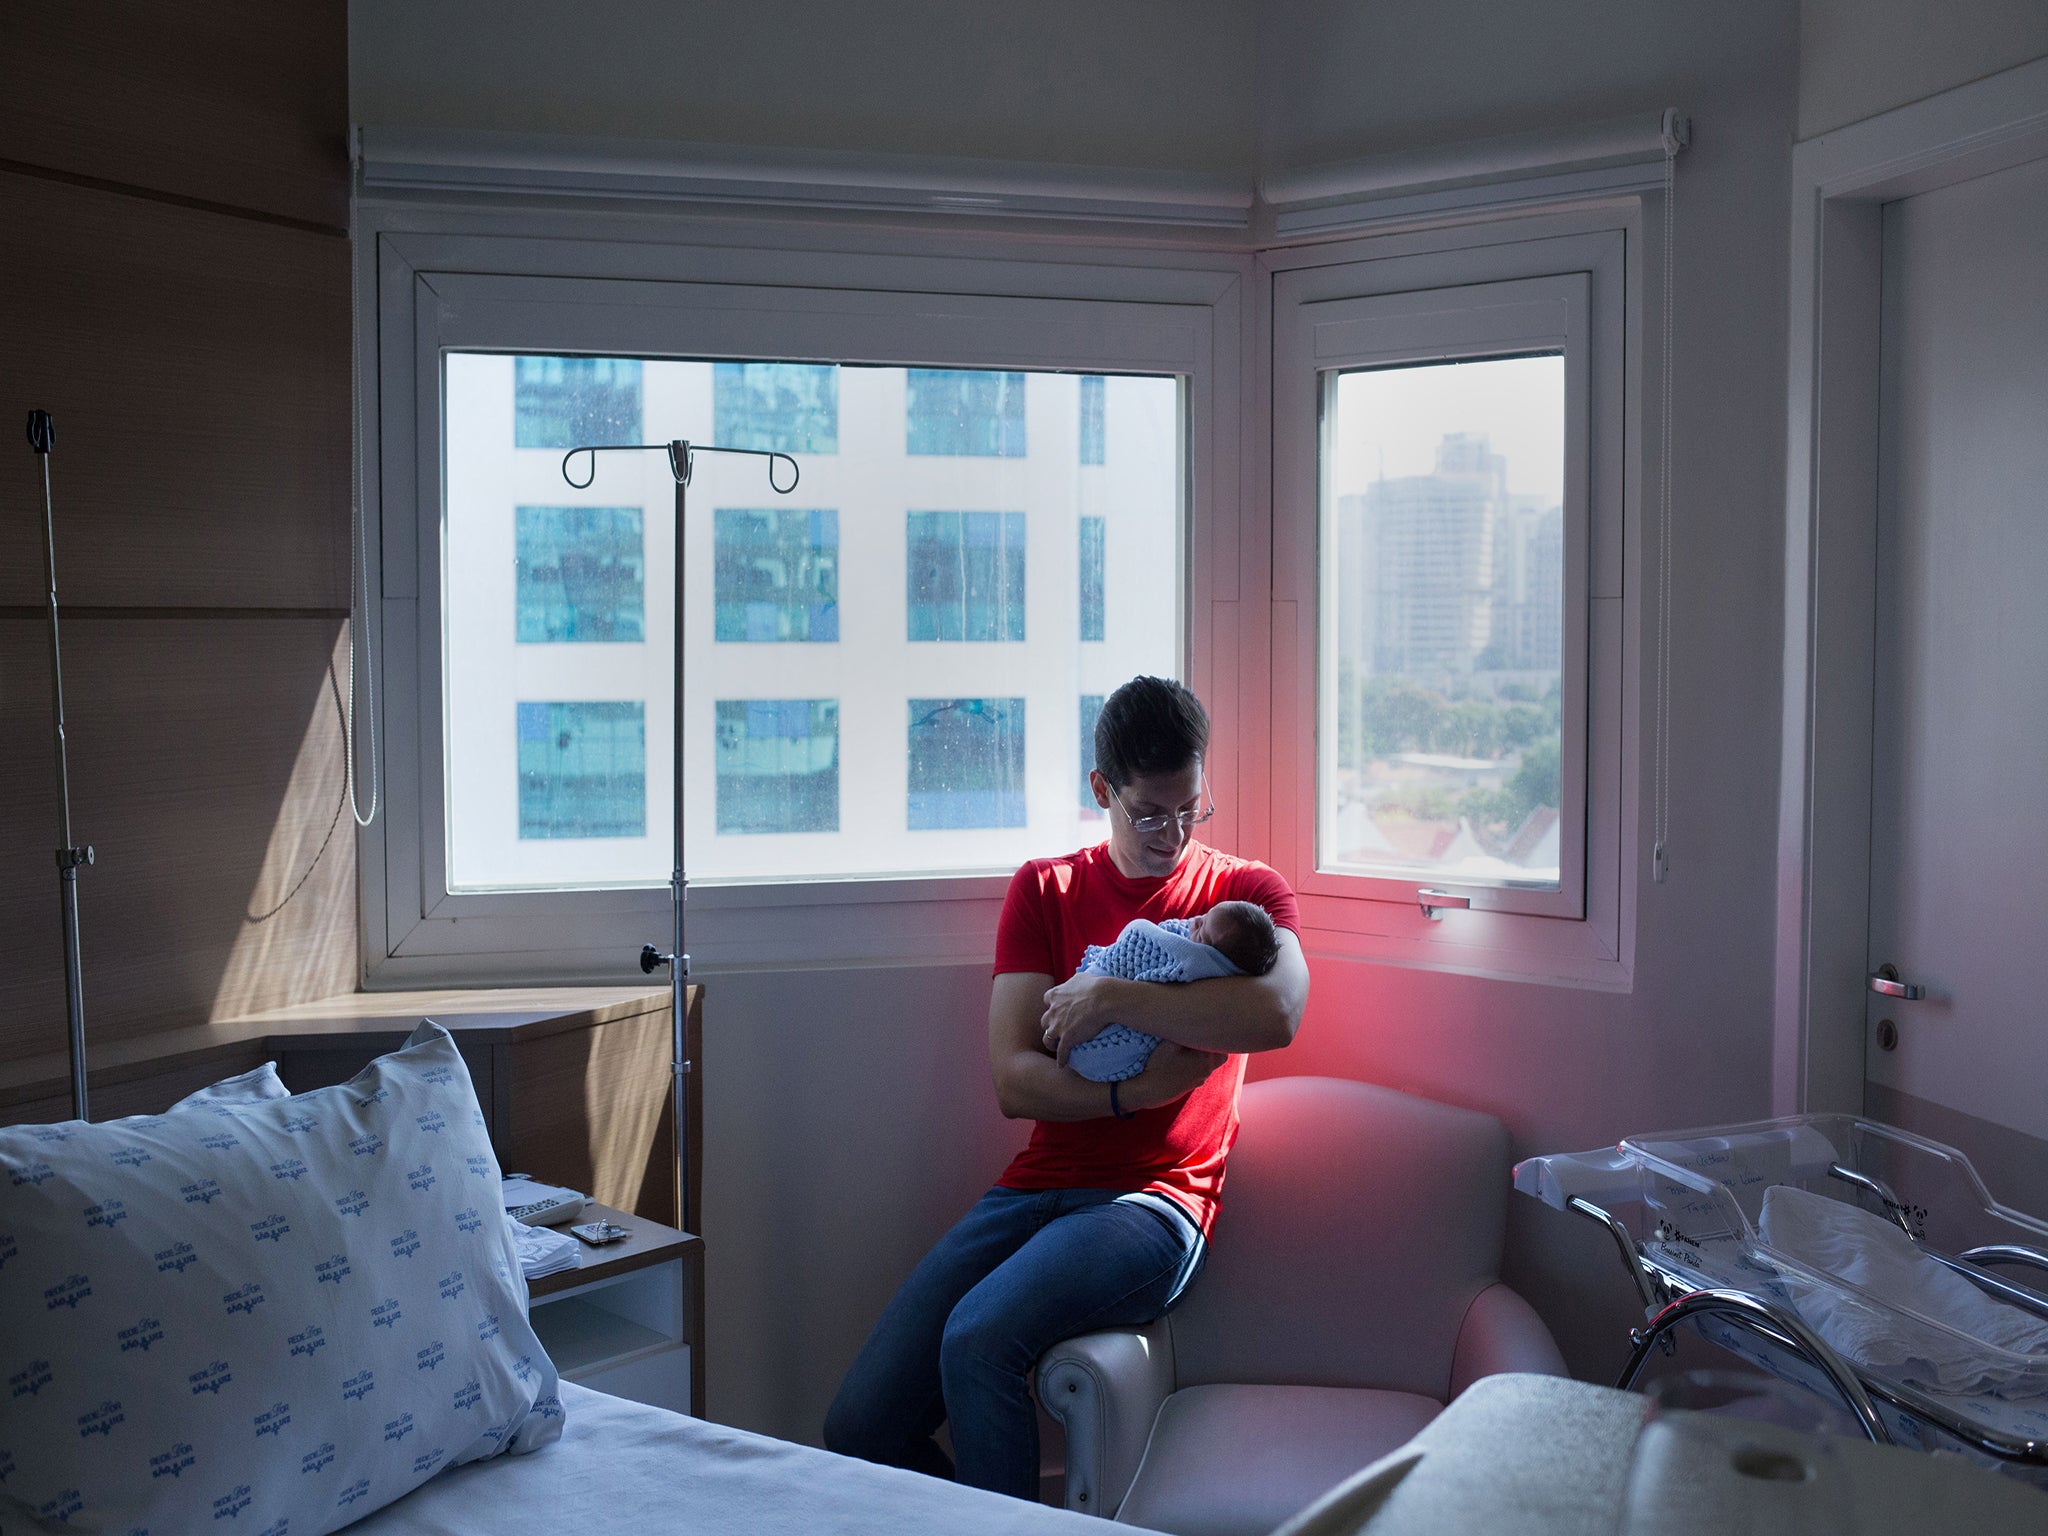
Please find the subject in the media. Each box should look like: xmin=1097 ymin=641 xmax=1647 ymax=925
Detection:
xmin=1323 ymin=357 xmax=1565 ymax=891
xmin=1273 ymin=228 xmax=1626 ymax=982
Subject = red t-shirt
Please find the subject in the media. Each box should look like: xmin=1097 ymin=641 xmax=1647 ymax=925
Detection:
xmin=990 ymin=840 xmax=1300 ymax=1236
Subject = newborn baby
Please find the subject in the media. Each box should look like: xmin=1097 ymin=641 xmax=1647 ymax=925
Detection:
xmin=1064 ymin=900 xmax=1281 ymax=1084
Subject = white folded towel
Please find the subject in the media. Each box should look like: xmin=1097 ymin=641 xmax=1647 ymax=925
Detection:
xmin=1066 ymin=919 xmax=1244 ymax=1084
xmin=1757 ymin=1183 xmax=2048 ymax=1397
xmin=511 ymin=1217 xmax=582 ymax=1280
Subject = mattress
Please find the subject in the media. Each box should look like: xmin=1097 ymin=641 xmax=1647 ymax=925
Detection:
xmin=350 ymin=1382 xmax=1119 ymax=1535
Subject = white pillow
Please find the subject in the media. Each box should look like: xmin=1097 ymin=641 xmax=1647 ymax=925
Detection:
xmin=169 ymin=1059 xmax=291 ymax=1110
xmin=0 ymin=1022 xmax=563 ymax=1535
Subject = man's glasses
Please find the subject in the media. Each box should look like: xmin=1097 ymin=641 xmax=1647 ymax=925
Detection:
xmin=1111 ymin=776 xmax=1217 ymax=836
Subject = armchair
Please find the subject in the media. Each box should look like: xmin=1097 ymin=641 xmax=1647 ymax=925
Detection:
xmin=1037 ymin=1076 xmax=1564 ymax=1535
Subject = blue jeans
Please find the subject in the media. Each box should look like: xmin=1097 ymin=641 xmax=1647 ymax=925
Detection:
xmin=823 ymin=1186 xmax=1206 ymax=1500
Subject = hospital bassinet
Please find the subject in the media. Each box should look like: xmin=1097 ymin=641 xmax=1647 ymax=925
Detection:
xmin=1516 ymin=1114 xmax=2048 ymax=1484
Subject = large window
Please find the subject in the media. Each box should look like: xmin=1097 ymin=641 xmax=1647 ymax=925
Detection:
xmin=905 ymin=369 xmax=1027 ymax=457
xmin=368 ymin=236 xmax=1230 ymax=978
xmin=441 ymin=350 xmax=1180 ymax=892
xmin=1274 ymin=231 xmax=1626 ymax=983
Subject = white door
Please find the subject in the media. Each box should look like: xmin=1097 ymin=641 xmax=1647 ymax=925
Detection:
xmin=1865 ymin=150 xmax=2048 ymax=1208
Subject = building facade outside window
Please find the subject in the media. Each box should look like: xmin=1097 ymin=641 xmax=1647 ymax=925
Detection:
xmin=514 ymin=356 xmax=642 ymax=448
xmin=1079 ymin=516 xmax=1106 ymax=642
xmin=715 ymin=698 xmax=840 ymax=833
xmin=908 ymin=697 xmax=1026 ymax=829
xmin=713 ymin=362 xmax=838 ymax=454
xmin=515 ymin=506 xmax=645 ymax=643
xmin=905 ymin=369 xmax=1027 ymax=457
xmin=1078 ymin=693 xmax=1104 ymax=816
xmin=517 ymin=700 xmax=646 ymax=839
xmin=906 ymin=511 xmax=1027 ymax=642
xmin=1079 ymin=374 xmax=1106 ymax=466
xmin=714 ymin=508 xmax=839 ymax=642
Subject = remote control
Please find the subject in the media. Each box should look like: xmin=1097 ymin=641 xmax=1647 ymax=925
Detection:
xmin=507 ymin=1192 xmax=586 ymax=1226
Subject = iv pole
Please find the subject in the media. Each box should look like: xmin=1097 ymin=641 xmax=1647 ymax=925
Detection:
xmin=26 ymin=410 xmax=94 ymax=1123
xmin=561 ymin=438 xmax=798 ymax=1235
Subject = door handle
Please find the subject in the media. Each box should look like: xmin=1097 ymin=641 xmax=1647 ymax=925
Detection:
xmin=1417 ymin=889 xmax=1471 ymax=920
xmin=1868 ymin=964 xmax=1925 ymax=1001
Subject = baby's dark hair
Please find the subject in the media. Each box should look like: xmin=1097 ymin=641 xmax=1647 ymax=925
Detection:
xmin=1206 ymin=900 xmax=1280 ymax=976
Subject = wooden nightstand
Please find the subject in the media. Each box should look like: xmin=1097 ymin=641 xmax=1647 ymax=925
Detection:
xmin=525 ymin=1203 xmax=704 ymax=1417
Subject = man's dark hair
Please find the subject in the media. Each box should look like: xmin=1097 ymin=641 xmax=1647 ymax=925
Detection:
xmin=1093 ymin=676 xmax=1210 ymax=789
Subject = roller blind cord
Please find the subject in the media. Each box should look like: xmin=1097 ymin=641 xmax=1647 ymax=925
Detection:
xmin=1653 ymin=111 xmax=1683 ymax=884
xmin=346 ymin=134 xmax=380 ymax=829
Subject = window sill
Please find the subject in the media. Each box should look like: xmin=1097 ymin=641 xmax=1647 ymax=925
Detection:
xmin=1295 ymin=891 xmax=1632 ymax=992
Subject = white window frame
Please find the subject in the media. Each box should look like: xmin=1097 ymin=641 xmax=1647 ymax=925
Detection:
xmin=357 ymin=211 xmax=1249 ymax=986
xmin=1266 ymin=214 xmax=1637 ymax=988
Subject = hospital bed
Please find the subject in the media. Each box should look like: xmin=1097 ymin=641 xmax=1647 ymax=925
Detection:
xmin=1516 ymin=1113 xmax=2048 ymax=1485
xmin=0 ymin=1026 xmax=1111 ymax=1536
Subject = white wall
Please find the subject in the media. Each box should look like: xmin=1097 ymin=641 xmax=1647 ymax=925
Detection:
xmin=1798 ymin=0 xmax=2048 ymax=140
xmin=348 ymin=0 xmax=1258 ymax=179
xmin=1251 ymin=0 xmax=1801 ymax=1386
xmin=346 ymin=0 xmax=2013 ymax=1446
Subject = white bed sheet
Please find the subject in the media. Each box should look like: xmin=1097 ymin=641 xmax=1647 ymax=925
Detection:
xmin=350 ymin=1382 xmax=1122 ymax=1535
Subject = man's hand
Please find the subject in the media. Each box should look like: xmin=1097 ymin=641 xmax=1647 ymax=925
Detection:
xmin=1038 ymin=971 xmax=1131 ymax=1066
xmin=1121 ymin=1041 xmax=1228 ymax=1112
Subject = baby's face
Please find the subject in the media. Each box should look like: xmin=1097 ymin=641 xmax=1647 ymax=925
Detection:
xmin=1187 ymin=910 xmax=1227 ymax=949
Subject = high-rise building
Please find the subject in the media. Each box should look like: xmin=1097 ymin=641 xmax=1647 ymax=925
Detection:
xmin=1358 ymin=432 xmax=1505 ymax=680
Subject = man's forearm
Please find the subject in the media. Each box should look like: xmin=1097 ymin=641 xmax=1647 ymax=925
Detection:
xmin=993 ymin=1046 xmax=1216 ymax=1122
xmin=994 ymin=1050 xmax=1126 ymax=1122
xmin=1092 ymin=973 xmax=1298 ymax=1054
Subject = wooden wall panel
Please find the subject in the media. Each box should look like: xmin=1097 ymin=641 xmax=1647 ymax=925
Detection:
xmin=0 ymin=1 xmax=348 ymax=230
xmin=496 ymin=1007 xmax=689 ymax=1226
xmin=0 ymin=616 xmax=358 ymax=1063
xmin=0 ymin=171 xmax=350 ymax=610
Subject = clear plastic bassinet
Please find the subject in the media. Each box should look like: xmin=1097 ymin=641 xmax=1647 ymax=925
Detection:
xmin=1515 ymin=1113 xmax=2048 ymax=1483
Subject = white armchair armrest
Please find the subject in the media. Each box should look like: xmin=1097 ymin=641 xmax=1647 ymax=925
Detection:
xmin=1448 ymin=1281 xmax=1567 ymax=1399
xmin=1037 ymin=1317 xmax=1176 ymax=1518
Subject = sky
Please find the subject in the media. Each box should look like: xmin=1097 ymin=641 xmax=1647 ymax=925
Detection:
xmin=1329 ymin=353 xmax=1565 ymax=503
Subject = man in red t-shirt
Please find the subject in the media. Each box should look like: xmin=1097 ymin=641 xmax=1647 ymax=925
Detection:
xmin=824 ymin=677 xmax=1309 ymax=1501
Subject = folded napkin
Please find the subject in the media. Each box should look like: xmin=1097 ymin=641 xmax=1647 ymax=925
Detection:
xmin=511 ymin=1216 xmax=582 ymax=1280
xmin=1758 ymin=1183 xmax=2048 ymax=1396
